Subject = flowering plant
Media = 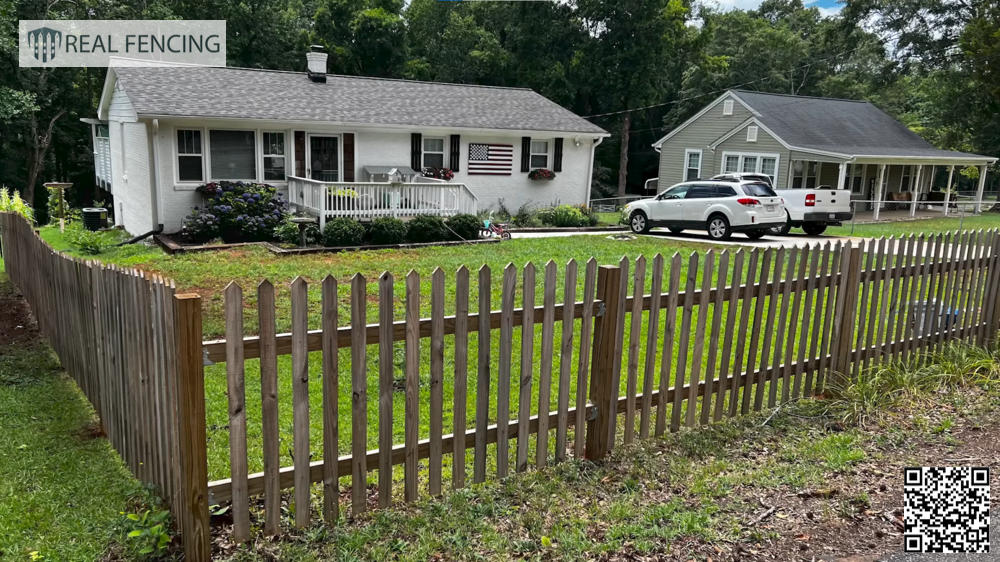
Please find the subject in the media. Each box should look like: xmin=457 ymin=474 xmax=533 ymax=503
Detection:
xmin=182 ymin=181 xmax=287 ymax=242
xmin=528 ymin=168 xmax=556 ymax=181
xmin=422 ymin=167 xmax=455 ymax=181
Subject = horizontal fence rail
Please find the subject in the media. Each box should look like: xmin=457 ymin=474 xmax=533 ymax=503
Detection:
xmin=4 ymin=209 xmax=1000 ymax=557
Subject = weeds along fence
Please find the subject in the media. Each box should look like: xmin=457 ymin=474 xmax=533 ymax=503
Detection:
xmin=3 ymin=211 xmax=1000 ymax=560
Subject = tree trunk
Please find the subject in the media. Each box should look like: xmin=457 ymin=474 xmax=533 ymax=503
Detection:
xmin=617 ymin=112 xmax=631 ymax=197
xmin=24 ymin=109 xmax=65 ymax=208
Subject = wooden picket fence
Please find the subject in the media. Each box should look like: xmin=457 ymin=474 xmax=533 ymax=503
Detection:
xmin=3 ymin=209 xmax=1000 ymax=561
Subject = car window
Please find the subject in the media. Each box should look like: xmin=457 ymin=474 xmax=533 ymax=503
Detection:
xmin=685 ymin=185 xmax=717 ymax=199
xmin=659 ymin=185 xmax=690 ymax=200
xmin=742 ymin=183 xmax=778 ymax=197
xmin=715 ymin=185 xmax=737 ymax=197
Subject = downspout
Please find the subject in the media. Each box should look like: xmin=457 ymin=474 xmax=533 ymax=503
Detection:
xmin=586 ymin=136 xmax=605 ymax=206
xmin=146 ymin=118 xmax=163 ymax=232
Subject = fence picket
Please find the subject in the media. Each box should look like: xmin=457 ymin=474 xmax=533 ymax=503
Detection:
xmin=320 ymin=276 xmax=339 ymax=524
xmin=784 ymin=247 xmax=807 ymax=401
xmin=429 ymin=269 xmax=445 ymax=495
xmin=291 ymin=277 xmax=311 ymax=527
xmin=258 ymin=281 xmax=281 ymax=532
xmin=640 ymin=254 xmax=663 ymax=436
xmin=574 ymin=259 xmax=597 ymax=456
xmin=672 ymin=253 xmax=699 ymax=432
xmin=453 ymin=266 xmax=470 ymax=488
xmin=556 ymin=259 xmax=578 ymax=460
xmin=516 ymin=263 xmax=536 ymax=472
xmin=378 ymin=273 xmax=394 ymax=507
xmin=474 ymin=266 xmax=491 ymax=482
xmin=687 ymin=252 xmax=714 ymax=427
xmin=816 ymin=243 xmax=843 ymax=393
xmin=734 ymin=249 xmax=760 ymax=415
xmin=715 ymin=250 xmax=743 ymax=420
xmin=536 ymin=261 xmax=557 ymax=467
xmin=701 ymin=251 xmax=728 ymax=425
xmin=769 ymin=249 xmax=794 ymax=407
xmin=624 ymin=256 xmax=645 ymax=442
xmin=497 ymin=265 xmax=516 ymax=477
xmin=224 ymin=283 xmax=249 ymax=542
xmin=404 ymin=271 xmax=420 ymax=502
xmin=747 ymin=249 xmax=773 ymax=412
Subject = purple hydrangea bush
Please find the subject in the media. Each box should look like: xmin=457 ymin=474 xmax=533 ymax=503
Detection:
xmin=181 ymin=181 xmax=287 ymax=243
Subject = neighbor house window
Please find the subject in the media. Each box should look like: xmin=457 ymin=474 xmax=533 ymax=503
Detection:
xmin=530 ymin=140 xmax=549 ymax=169
xmin=423 ymin=137 xmax=445 ymax=169
xmin=723 ymin=99 xmax=734 ymax=116
xmin=723 ymin=152 xmax=780 ymax=185
xmin=263 ymin=132 xmax=286 ymax=181
xmin=791 ymin=161 xmax=818 ymax=189
xmin=176 ymin=129 xmax=203 ymax=182
xmin=684 ymin=149 xmax=702 ymax=181
xmin=746 ymin=126 xmax=758 ymax=142
xmin=210 ymin=130 xmax=256 ymax=180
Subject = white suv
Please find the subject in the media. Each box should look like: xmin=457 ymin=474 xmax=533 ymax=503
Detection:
xmin=622 ymin=180 xmax=786 ymax=241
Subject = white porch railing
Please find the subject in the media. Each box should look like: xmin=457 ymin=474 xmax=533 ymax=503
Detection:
xmin=287 ymin=176 xmax=479 ymax=227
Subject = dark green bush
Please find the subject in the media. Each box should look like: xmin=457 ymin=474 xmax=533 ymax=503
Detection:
xmin=274 ymin=218 xmax=321 ymax=246
xmin=366 ymin=217 xmax=407 ymax=245
xmin=538 ymin=204 xmax=589 ymax=227
xmin=511 ymin=203 xmax=540 ymax=227
xmin=322 ymin=218 xmax=365 ymax=247
xmin=66 ymin=224 xmax=115 ymax=255
xmin=446 ymin=214 xmax=482 ymax=241
xmin=406 ymin=215 xmax=449 ymax=243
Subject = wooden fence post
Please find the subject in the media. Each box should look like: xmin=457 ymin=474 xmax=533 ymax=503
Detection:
xmin=831 ymin=245 xmax=863 ymax=381
xmin=985 ymin=234 xmax=1000 ymax=347
xmin=585 ymin=265 xmax=624 ymax=461
xmin=173 ymin=294 xmax=210 ymax=562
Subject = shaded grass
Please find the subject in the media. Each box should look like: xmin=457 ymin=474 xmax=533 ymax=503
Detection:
xmin=827 ymin=214 xmax=1000 ymax=238
xmin=0 ymin=277 xmax=160 ymax=560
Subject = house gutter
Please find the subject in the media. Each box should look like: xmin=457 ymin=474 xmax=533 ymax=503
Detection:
xmin=145 ymin=118 xmax=163 ymax=232
xmin=586 ymin=136 xmax=604 ymax=206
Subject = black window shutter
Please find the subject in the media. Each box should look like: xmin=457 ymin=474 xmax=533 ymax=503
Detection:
xmin=553 ymin=138 xmax=564 ymax=172
xmin=450 ymin=135 xmax=460 ymax=172
xmin=411 ymin=133 xmax=422 ymax=171
xmin=521 ymin=136 xmax=531 ymax=173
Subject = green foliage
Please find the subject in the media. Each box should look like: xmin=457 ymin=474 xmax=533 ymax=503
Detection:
xmin=65 ymin=224 xmax=116 ymax=255
xmin=366 ymin=217 xmax=407 ymax=245
xmin=445 ymin=213 xmax=482 ymax=240
xmin=322 ymin=218 xmax=366 ymax=247
xmin=46 ymin=185 xmax=70 ymax=224
xmin=123 ymin=509 xmax=172 ymax=556
xmin=406 ymin=215 xmax=449 ymax=243
xmin=274 ymin=218 xmax=321 ymax=246
xmin=0 ymin=186 xmax=34 ymax=222
xmin=537 ymin=205 xmax=590 ymax=227
xmin=511 ymin=203 xmax=541 ymax=227
xmin=183 ymin=182 xmax=287 ymax=243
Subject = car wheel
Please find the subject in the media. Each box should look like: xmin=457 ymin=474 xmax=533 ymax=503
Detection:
xmin=706 ymin=214 xmax=732 ymax=241
xmin=745 ymin=229 xmax=767 ymax=240
xmin=802 ymin=223 xmax=827 ymax=236
xmin=769 ymin=212 xmax=791 ymax=236
xmin=629 ymin=211 xmax=650 ymax=234
xmin=668 ymin=227 xmax=684 ymax=234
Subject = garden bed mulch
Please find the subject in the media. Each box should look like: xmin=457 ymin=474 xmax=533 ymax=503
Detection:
xmin=0 ymin=275 xmax=38 ymax=347
xmin=154 ymin=234 xmax=501 ymax=256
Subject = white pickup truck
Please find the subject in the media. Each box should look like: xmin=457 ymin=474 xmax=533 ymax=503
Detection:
xmin=711 ymin=173 xmax=853 ymax=235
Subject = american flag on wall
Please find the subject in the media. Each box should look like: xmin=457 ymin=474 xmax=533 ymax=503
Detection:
xmin=468 ymin=143 xmax=514 ymax=175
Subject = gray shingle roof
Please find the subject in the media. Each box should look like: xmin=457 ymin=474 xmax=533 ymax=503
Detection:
xmin=112 ymin=66 xmax=607 ymax=135
xmin=732 ymin=90 xmax=993 ymax=160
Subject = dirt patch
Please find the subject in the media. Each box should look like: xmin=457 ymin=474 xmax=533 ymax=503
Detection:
xmin=0 ymin=281 xmax=39 ymax=347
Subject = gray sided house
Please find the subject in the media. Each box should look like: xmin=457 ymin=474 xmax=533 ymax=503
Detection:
xmin=653 ymin=90 xmax=996 ymax=217
xmin=86 ymin=55 xmax=608 ymax=235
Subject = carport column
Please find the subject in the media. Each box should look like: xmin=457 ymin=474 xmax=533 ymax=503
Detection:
xmin=873 ymin=164 xmax=886 ymax=221
xmin=837 ymin=162 xmax=848 ymax=191
xmin=975 ymin=164 xmax=988 ymax=214
xmin=910 ymin=165 xmax=923 ymax=217
xmin=944 ymin=165 xmax=955 ymax=216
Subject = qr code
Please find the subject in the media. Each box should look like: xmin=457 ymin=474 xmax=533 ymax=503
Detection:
xmin=904 ymin=467 xmax=990 ymax=553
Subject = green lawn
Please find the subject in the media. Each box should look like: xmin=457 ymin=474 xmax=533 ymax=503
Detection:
xmin=827 ymin=213 xmax=1000 ymax=238
xmin=0 ymin=274 xmax=162 ymax=561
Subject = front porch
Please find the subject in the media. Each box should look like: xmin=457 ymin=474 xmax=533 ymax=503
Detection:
xmin=785 ymin=158 xmax=993 ymax=221
xmin=287 ymin=176 xmax=479 ymax=228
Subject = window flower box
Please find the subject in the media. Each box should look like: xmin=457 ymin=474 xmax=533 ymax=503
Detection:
xmin=528 ymin=168 xmax=556 ymax=181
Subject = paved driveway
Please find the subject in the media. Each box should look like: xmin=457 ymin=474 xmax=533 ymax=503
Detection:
xmin=511 ymin=228 xmax=855 ymax=249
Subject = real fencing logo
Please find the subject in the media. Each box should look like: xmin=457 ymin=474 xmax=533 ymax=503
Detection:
xmin=19 ymin=20 xmax=226 ymax=67
xmin=26 ymin=26 xmax=62 ymax=63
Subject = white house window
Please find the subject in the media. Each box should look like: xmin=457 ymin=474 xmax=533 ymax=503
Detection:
xmin=423 ymin=137 xmax=445 ymax=169
xmin=792 ymin=161 xmax=818 ymax=189
xmin=176 ymin=129 xmax=203 ymax=182
xmin=530 ymin=140 xmax=549 ymax=169
xmin=747 ymin=126 xmax=758 ymax=142
xmin=723 ymin=99 xmax=734 ymax=116
xmin=723 ymin=152 xmax=780 ymax=184
xmin=96 ymin=124 xmax=109 ymax=138
xmin=210 ymin=130 xmax=256 ymax=180
xmin=263 ymin=132 xmax=286 ymax=181
xmin=684 ymin=149 xmax=701 ymax=181
xmin=724 ymin=154 xmax=740 ymax=173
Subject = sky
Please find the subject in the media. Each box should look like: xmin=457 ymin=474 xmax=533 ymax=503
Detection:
xmin=709 ymin=0 xmax=844 ymax=18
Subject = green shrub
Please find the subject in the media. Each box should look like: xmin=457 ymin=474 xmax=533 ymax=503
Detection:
xmin=511 ymin=203 xmax=540 ymax=227
xmin=578 ymin=205 xmax=600 ymax=226
xmin=65 ymin=224 xmax=115 ymax=255
xmin=182 ymin=181 xmax=287 ymax=243
xmin=0 ymin=187 xmax=34 ymax=222
xmin=322 ymin=218 xmax=366 ymax=247
xmin=446 ymin=213 xmax=482 ymax=241
xmin=365 ymin=217 xmax=407 ymax=245
xmin=406 ymin=215 xmax=449 ymax=243
xmin=538 ymin=204 xmax=589 ymax=227
xmin=274 ymin=217 xmax=321 ymax=246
